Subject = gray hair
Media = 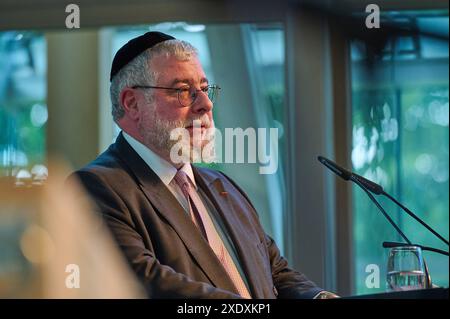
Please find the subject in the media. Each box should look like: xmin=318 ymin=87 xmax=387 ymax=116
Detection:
xmin=110 ymin=39 xmax=198 ymax=122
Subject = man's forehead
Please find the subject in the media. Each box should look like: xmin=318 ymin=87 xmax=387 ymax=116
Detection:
xmin=150 ymin=55 xmax=207 ymax=84
xmin=149 ymin=54 xmax=200 ymax=68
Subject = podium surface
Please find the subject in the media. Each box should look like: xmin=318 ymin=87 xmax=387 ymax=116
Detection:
xmin=347 ymin=288 xmax=448 ymax=299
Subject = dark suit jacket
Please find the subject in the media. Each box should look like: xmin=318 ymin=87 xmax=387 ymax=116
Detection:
xmin=72 ymin=132 xmax=323 ymax=299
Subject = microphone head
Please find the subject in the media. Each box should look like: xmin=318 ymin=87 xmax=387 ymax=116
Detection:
xmin=317 ymin=156 xmax=352 ymax=181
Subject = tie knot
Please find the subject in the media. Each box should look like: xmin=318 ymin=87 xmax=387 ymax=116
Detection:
xmin=174 ymin=170 xmax=191 ymax=198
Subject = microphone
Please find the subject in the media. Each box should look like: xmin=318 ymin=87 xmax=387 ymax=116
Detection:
xmin=318 ymin=155 xmax=449 ymax=248
xmin=317 ymin=155 xmax=352 ymax=180
xmin=318 ymin=156 xmax=383 ymax=194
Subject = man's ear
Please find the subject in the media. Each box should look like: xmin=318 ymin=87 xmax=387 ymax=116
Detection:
xmin=120 ymin=88 xmax=140 ymax=121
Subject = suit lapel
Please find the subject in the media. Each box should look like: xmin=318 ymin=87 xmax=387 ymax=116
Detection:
xmin=112 ymin=133 xmax=237 ymax=293
xmin=193 ymin=167 xmax=268 ymax=299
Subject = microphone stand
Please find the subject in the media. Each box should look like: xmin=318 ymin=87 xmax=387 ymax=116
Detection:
xmin=351 ymin=176 xmax=412 ymax=245
xmin=382 ymin=191 xmax=449 ymax=246
xmin=351 ymin=175 xmax=433 ymax=288
xmin=351 ymin=172 xmax=449 ymax=247
xmin=318 ymin=155 xmax=449 ymax=249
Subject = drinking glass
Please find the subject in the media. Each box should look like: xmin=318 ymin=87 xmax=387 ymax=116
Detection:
xmin=386 ymin=246 xmax=427 ymax=291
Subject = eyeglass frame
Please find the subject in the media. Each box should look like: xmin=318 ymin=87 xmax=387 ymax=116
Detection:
xmin=131 ymin=84 xmax=221 ymax=107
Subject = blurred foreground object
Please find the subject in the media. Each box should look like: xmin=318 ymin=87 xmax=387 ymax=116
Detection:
xmin=0 ymin=160 xmax=146 ymax=298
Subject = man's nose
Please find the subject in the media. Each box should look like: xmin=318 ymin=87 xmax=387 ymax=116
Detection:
xmin=190 ymin=90 xmax=213 ymax=114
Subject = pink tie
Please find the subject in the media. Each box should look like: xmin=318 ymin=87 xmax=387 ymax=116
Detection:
xmin=174 ymin=170 xmax=251 ymax=299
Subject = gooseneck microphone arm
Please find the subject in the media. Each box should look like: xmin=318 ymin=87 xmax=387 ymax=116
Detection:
xmin=382 ymin=191 xmax=449 ymax=246
xmin=318 ymin=156 xmax=449 ymax=251
xmin=351 ymin=176 xmax=412 ymax=245
xmin=350 ymin=157 xmax=450 ymax=246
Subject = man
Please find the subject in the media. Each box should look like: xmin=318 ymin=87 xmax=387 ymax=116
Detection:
xmin=73 ymin=31 xmax=336 ymax=299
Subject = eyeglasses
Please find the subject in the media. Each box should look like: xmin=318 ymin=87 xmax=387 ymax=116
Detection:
xmin=131 ymin=84 xmax=221 ymax=107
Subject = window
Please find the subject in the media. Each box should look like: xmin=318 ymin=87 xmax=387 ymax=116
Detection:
xmin=0 ymin=31 xmax=47 ymax=183
xmin=0 ymin=30 xmax=47 ymax=296
xmin=351 ymin=11 xmax=449 ymax=294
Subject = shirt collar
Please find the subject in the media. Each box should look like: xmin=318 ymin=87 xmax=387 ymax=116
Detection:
xmin=179 ymin=162 xmax=197 ymax=189
xmin=122 ymin=131 xmax=197 ymax=189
